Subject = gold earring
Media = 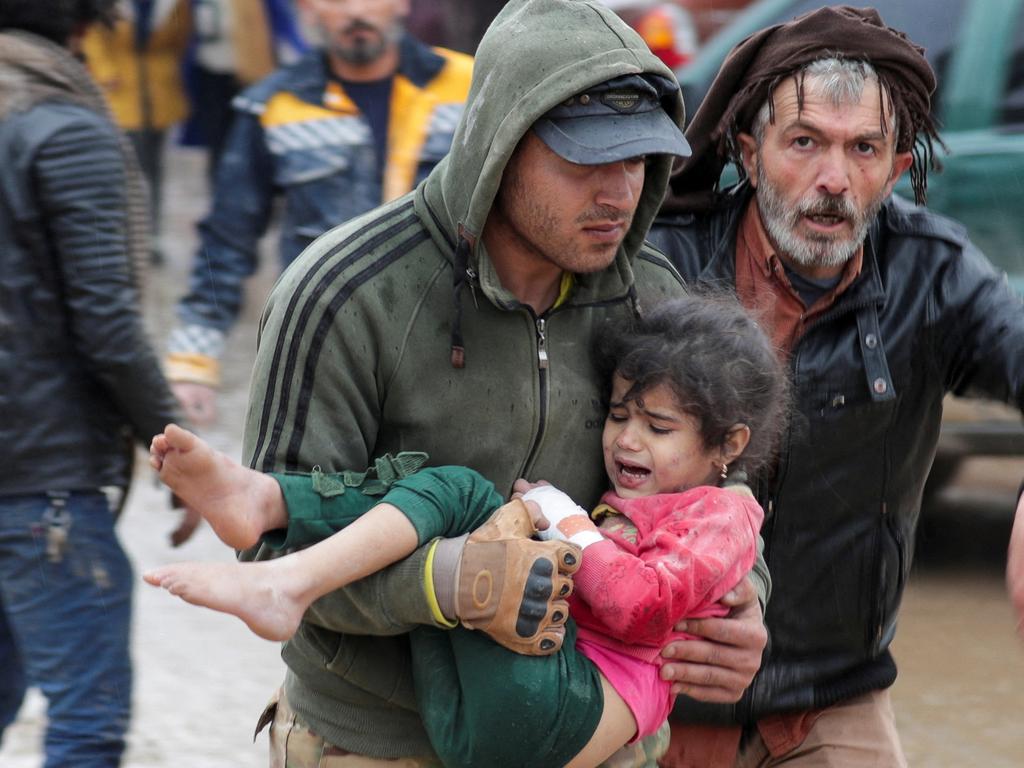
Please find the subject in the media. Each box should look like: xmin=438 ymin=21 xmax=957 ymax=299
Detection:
xmin=720 ymin=463 xmax=729 ymax=481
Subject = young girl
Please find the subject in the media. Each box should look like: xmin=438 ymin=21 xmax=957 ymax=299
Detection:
xmin=145 ymin=293 xmax=789 ymax=767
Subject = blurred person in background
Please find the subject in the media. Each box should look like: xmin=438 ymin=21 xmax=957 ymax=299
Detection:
xmin=184 ymin=0 xmax=308 ymax=179
xmin=82 ymin=0 xmax=192 ymax=265
xmin=165 ymin=0 xmax=473 ymax=426
xmin=0 ymin=1 xmax=196 ymax=765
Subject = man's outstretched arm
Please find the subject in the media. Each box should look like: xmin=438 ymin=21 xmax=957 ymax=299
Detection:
xmin=1008 ymin=486 xmax=1024 ymax=641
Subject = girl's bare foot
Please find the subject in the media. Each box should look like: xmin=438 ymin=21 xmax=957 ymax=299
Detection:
xmin=144 ymin=559 xmax=308 ymax=642
xmin=150 ymin=424 xmax=285 ymax=550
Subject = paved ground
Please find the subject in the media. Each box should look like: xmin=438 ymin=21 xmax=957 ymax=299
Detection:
xmin=2 ymin=146 xmax=1023 ymax=767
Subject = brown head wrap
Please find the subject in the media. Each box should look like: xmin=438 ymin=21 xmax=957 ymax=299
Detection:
xmin=664 ymin=5 xmax=943 ymax=212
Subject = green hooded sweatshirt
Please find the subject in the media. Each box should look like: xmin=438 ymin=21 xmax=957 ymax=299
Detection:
xmin=241 ymin=0 xmax=764 ymax=760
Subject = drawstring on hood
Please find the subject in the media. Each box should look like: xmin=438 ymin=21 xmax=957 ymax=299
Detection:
xmin=416 ymin=0 xmax=686 ymax=368
xmin=450 ymin=228 xmax=476 ymax=369
xmin=627 ymin=284 xmax=643 ymax=321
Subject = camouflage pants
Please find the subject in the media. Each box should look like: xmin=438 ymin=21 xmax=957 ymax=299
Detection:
xmin=261 ymin=689 xmax=442 ymax=768
xmin=260 ymin=687 xmax=669 ymax=768
xmin=602 ymin=721 xmax=671 ymax=768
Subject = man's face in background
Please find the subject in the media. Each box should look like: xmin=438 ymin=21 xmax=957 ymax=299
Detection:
xmin=301 ymin=0 xmax=409 ymax=67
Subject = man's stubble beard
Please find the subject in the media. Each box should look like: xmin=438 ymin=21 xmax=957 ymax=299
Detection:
xmin=755 ymin=156 xmax=888 ymax=271
xmin=327 ymin=19 xmax=402 ymax=66
xmin=499 ymin=173 xmax=629 ymax=276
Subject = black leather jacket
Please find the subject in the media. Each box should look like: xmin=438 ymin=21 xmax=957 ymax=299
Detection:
xmin=0 ymin=102 xmax=180 ymax=496
xmin=650 ymin=184 xmax=1024 ymax=723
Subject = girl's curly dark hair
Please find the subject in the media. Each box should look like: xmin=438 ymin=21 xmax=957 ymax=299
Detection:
xmin=0 ymin=0 xmax=119 ymax=44
xmin=594 ymin=291 xmax=791 ymax=479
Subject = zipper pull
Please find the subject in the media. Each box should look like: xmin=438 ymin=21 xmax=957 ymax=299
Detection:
xmin=536 ymin=317 xmax=549 ymax=369
xmin=466 ymin=267 xmax=479 ymax=309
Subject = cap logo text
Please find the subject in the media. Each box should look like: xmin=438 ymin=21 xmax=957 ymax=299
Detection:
xmin=602 ymin=91 xmax=641 ymax=112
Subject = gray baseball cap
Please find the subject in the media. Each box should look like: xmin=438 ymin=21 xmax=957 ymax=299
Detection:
xmin=533 ymin=74 xmax=690 ymax=165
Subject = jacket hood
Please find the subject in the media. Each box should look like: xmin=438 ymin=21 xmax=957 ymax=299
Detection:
xmin=419 ymin=0 xmax=684 ymax=296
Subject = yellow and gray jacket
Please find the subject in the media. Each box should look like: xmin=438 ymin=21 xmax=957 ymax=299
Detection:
xmin=81 ymin=0 xmax=192 ymax=132
xmin=166 ymin=37 xmax=472 ymax=386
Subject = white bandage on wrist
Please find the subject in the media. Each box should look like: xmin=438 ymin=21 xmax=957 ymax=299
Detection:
xmin=522 ymin=486 xmax=603 ymax=550
xmin=565 ymin=529 xmax=604 ymax=550
xmin=522 ymin=485 xmax=584 ymax=524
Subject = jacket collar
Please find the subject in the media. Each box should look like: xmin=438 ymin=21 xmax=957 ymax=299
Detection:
xmin=289 ymin=35 xmax=446 ymax=103
xmin=394 ymin=34 xmax=446 ymax=88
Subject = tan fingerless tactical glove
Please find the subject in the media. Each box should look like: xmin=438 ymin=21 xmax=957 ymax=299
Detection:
xmin=433 ymin=498 xmax=580 ymax=655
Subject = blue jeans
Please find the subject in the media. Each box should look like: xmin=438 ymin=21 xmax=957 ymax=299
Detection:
xmin=0 ymin=491 xmax=133 ymax=767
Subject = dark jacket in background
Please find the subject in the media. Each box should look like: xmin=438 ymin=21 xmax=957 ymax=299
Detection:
xmin=0 ymin=59 xmax=180 ymax=495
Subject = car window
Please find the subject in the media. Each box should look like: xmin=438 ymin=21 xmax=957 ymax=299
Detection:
xmin=999 ymin=4 xmax=1024 ymax=126
xmin=766 ymin=0 xmax=967 ymax=115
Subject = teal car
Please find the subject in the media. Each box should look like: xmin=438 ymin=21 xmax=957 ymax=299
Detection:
xmin=677 ymin=0 xmax=1024 ymax=488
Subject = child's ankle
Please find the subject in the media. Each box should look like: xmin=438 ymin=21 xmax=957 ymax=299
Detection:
xmin=259 ymin=475 xmax=289 ymax=532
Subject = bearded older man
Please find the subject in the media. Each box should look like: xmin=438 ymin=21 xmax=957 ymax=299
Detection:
xmin=649 ymin=6 xmax=1024 ymax=767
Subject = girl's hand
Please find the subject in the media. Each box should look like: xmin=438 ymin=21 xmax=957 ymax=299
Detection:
xmin=521 ymin=485 xmax=603 ymax=550
xmin=512 ymin=477 xmax=550 ymax=496
xmin=511 ymin=478 xmax=553 ymax=531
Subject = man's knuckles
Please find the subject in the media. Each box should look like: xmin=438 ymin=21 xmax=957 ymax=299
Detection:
xmin=516 ymin=601 xmax=571 ymax=656
xmin=470 ymin=498 xmax=536 ymax=541
xmin=554 ymin=542 xmax=581 ymax=574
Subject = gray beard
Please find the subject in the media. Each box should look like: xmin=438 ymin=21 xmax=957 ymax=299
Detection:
xmin=755 ymin=161 xmax=885 ymax=271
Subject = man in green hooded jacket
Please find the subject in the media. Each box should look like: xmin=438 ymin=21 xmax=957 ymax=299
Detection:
xmin=242 ymin=0 xmax=770 ymax=764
